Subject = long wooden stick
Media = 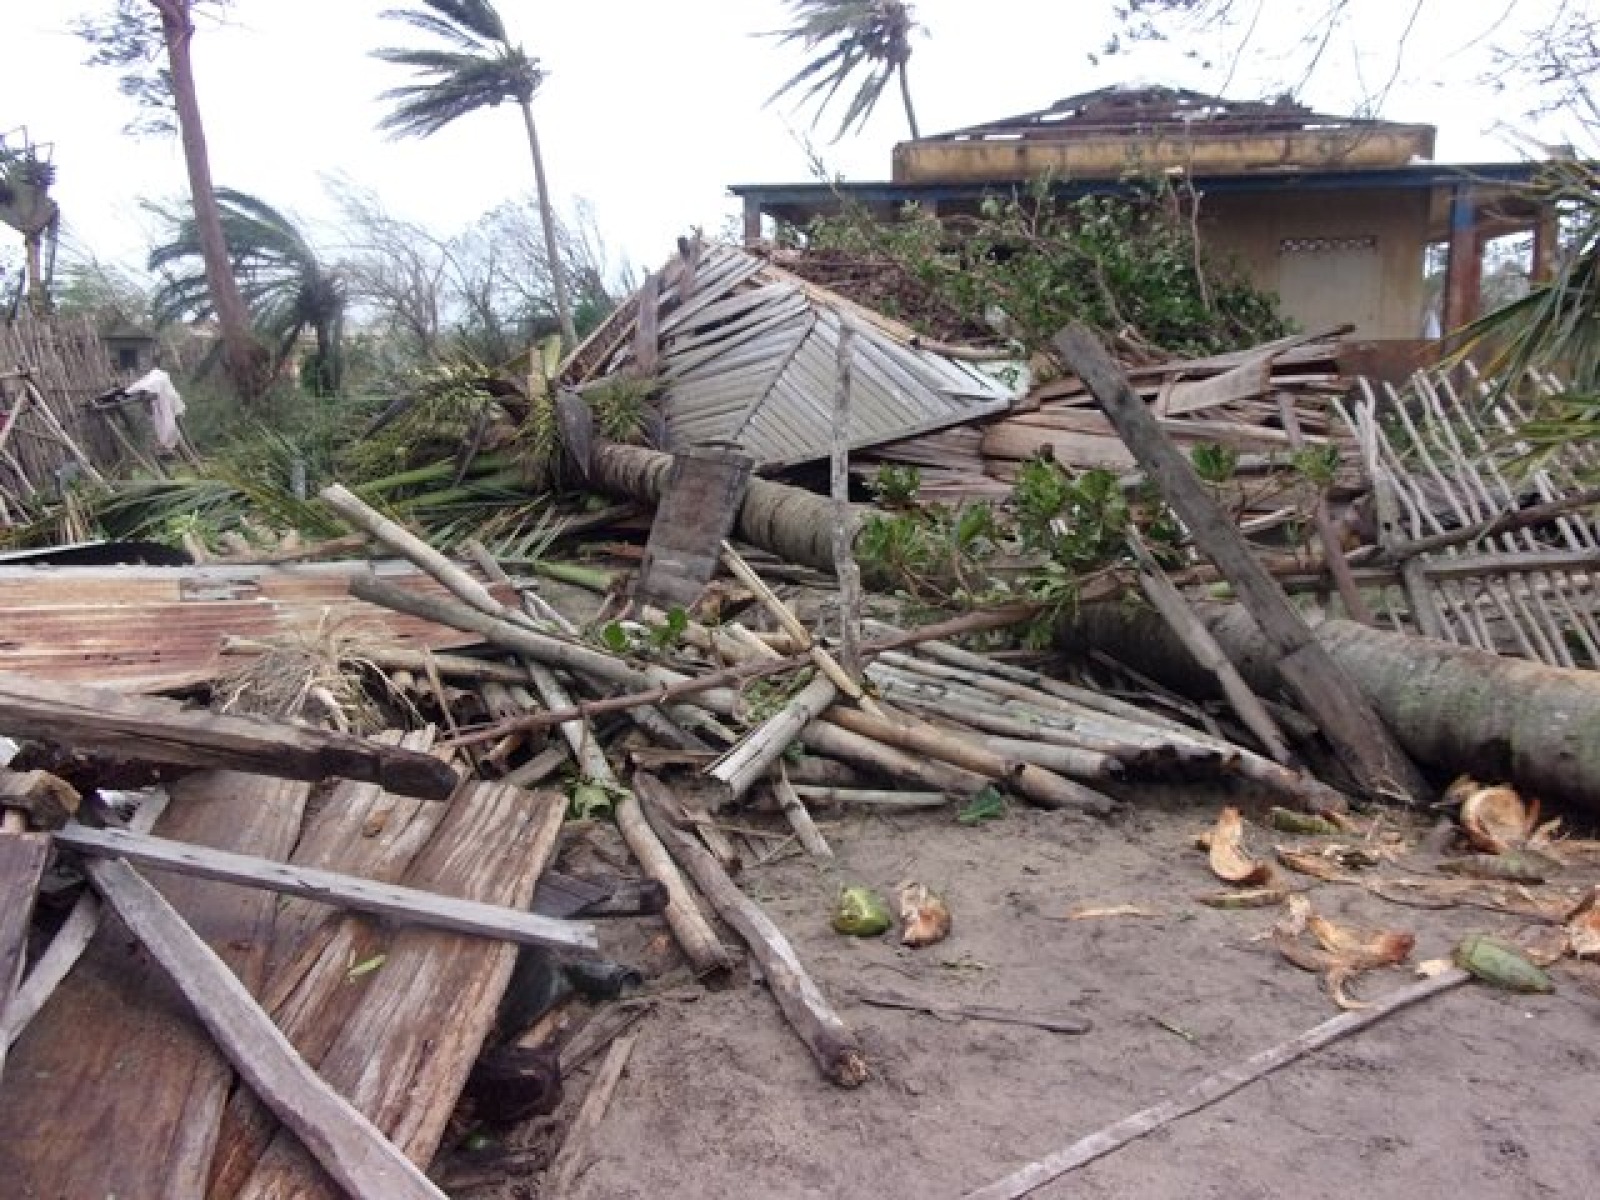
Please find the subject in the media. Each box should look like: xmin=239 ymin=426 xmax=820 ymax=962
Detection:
xmin=963 ymin=968 xmax=1471 ymax=1199
xmin=1054 ymin=324 xmax=1426 ymax=805
xmin=5 ymin=789 xmax=168 ymax=1047
xmin=1275 ymin=392 xmax=1375 ymax=623
xmin=1128 ymin=531 xmax=1293 ymax=764
xmin=635 ymin=773 xmax=868 ymax=1087
xmin=772 ymin=766 xmax=833 ymax=860
xmin=823 ymin=707 xmax=1114 ymax=812
xmin=1384 ymin=484 xmax=1600 ymax=562
xmin=543 ymin=1031 xmax=639 ymax=1197
xmin=87 ymin=858 xmax=450 ymax=1200
xmin=0 ymin=670 xmax=458 ymax=801
xmin=831 ymin=320 xmax=864 ymax=678
xmin=55 ymin=823 xmax=599 ymax=954
xmin=321 ymin=484 xmax=504 ymax=617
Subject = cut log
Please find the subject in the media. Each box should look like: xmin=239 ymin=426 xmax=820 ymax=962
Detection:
xmin=1060 ymin=603 xmax=1600 ymax=815
xmin=635 ymin=773 xmax=868 ymax=1087
xmin=87 ymin=858 xmax=448 ymax=1200
xmin=1052 ymin=324 xmax=1426 ymax=805
xmin=0 ymin=671 xmax=458 ymax=800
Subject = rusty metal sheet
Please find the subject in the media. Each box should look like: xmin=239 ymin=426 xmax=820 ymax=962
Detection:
xmin=0 ymin=559 xmax=515 ymax=693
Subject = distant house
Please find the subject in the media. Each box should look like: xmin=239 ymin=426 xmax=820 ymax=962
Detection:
xmin=731 ymin=86 xmax=1554 ymax=343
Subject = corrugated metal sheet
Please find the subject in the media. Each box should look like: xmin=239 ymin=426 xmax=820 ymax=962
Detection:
xmin=0 ymin=559 xmax=516 ymax=693
xmin=567 ymin=245 xmax=1022 ymax=469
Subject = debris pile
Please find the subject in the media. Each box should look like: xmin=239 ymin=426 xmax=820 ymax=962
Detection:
xmin=2 ymin=239 xmax=1600 ymax=1197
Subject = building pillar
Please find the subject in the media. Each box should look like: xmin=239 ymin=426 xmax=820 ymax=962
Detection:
xmin=1441 ymin=184 xmax=1482 ymax=334
xmin=742 ymin=196 xmax=764 ymax=247
xmin=1531 ymin=203 xmax=1559 ymax=284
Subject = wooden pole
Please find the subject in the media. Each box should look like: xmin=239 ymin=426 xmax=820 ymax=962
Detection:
xmin=635 ymin=774 xmax=868 ymax=1087
xmin=832 ymin=320 xmax=864 ymax=677
xmin=964 ymin=969 xmax=1470 ymax=1199
xmin=1127 ymin=531 xmax=1293 ymax=764
xmin=1052 ymin=323 xmax=1427 ymax=805
xmin=1274 ymin=392 xmax=1374 ymax=624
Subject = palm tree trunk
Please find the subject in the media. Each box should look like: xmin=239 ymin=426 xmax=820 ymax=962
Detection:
xmin=153 ymin=0 xmax=261 ymax=402
xmin=518 ymin=101 xmax=578 ymax=351
xmin=897 ymin=62 xmax=920 ymax=140
xmin=22 ymin=231 xmax=47 ymax=314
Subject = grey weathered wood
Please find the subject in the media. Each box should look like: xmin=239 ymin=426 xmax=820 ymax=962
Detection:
xmin=86 ymin=858 xmax=449 ymax=1200
xmin=709 ymin=674 xmax=840 ymax=803
xmin=1052 ymin=324 xmax=1427 ymax=805
xmin=635 ymin=773 xmax=868 ymax=1088
xmin=634 ymin=445 xmax=753 ymax=610
xmin=55 ymin=823 xmax=599 ymax=955
xmin=833 ymin=319 xmax=865 ymax=676
xmin=0 ymin=671 xmax=459 ymax=800
xmin=5 ymin=788 xmax=169 ymax=1047
xmin=1128 ymin=533 xmax=1293 ymax=765
xmin=0 ymin=832 xmax=50 ymax=1082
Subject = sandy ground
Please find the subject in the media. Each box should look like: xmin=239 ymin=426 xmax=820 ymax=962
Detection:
xmin=457 ymin=792 xmax=1600 ymax=1200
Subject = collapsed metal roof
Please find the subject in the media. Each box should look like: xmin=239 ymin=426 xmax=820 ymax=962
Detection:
xmin=563 ymin=243 xmax=1022 ymax=471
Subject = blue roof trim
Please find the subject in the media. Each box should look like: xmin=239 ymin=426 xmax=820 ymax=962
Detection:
xmin=730 ymin=162 xmax=1550 ymax=206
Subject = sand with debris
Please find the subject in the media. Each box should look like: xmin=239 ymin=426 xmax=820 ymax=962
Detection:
xmin=464 ymin=795 xmax=1600 ymax=1200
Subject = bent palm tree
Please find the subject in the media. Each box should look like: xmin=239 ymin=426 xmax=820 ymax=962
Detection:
xmin=374 ymin=0 xmax=578 ymax=351
xmin=149 ymin=189 xmax=347 ymax=394
xmin=766 ymin=0 xmax=923 ymax=141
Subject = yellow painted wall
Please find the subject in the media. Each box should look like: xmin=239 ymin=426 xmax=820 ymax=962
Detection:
xmin=892 ymin=127 xmax=1435 ymax=184
xmin=1198 ymin=188 xmax=1433 ymax=339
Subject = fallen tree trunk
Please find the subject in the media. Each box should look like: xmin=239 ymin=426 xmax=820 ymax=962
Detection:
xmin=591 ymin=441 xmax=860 ymax=574
xmin=1060 ymin=604 xmax=1600 ymax=813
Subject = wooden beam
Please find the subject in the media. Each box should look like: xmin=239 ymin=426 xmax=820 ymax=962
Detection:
xmin=86 ymin=858 xmax=449 ymax=1200
xmin=1442 ymin=184 xmax=1483 ymax=334
xmin=55 ymin=823 xmax=598 ymax=955
xmin=0 ymin=671 xmax=459 ymax=800
xmin=1052 ymin=324 xmax=1427 ymax=805
xmin=0 ymin=832 xmax=50 ymax=1082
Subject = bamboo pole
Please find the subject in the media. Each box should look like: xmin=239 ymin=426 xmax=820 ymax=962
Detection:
xmin=708 ymin=674 xmax=840 ymax=803
xmin=800 ymin=720 xmax=991 ymax=796
xmin=772 ymin=766 xmax=833 ymax=861
xmin=321 ymin=484 xmax=502 ymax=618
xmin=823 ymin=708 xmax=1113 ymax=812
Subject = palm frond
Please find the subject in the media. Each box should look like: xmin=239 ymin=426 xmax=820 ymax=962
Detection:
xmin=374 ymin=0 xmax=539 ymax=138
xmin=764 ymin=0 xmax=920 ymax=140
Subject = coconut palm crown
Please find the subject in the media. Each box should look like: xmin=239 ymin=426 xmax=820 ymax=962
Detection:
xmin=374 ymin=0 xmax=577 ymax=349
xmin=766 ymin=0 xmax=923 ymax=141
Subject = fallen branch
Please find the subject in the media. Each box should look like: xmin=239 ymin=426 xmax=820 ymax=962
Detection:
xmin=635 ymin=773 xmax=868 ymax=1087
xmin=963 ymin=968 xmax=1470 ymax=1199
xmin=851 ymin=987 xmax=1090 ymax=1034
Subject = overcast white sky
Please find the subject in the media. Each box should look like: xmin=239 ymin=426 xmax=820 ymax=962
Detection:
xmin=0 ymin=0 xmax=1586 ymax=286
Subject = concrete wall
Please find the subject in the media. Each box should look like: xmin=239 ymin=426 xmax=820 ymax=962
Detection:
xmin=1199 ymin=188 xmax=1433 ymax=339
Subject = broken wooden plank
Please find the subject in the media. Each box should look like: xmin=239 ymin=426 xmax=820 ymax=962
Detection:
xmin=634 ymin=445 xmax=753 ymax=610
xmin=543 ymin=1031 xmax=640 ymax=1196
xmin=0 ymin=831 xmax=50 ymax=1082
xmin=87 ymin=857 xmax=447 ymax=1200
xmin=635 ymin=773 xmax=868 ymax=1087
xmin=0 ymin=770 xmax=309 ymax=1198
xmin=1052 ymin=324 xmax=1427 ymax=805
xmin=5 ymin=787 xmax=169 ymax=1048
xmin=222 ymin=781 xmax=568 ymax=1198
xmin=54 ymin=823 xmax=599 ymax=954
xmin=0 ymin=671 xmax=459 ymax=800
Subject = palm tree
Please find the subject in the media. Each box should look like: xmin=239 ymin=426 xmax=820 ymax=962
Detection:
xmin=146 ymin=1 xmax=265 ymax=398
xmin=374 ymin=0 xmax=578 ymax=351
xmin=149 ymin=190 xmax=348 ymax=395
xmin=766 ymin=0 xmax=924 ymax=141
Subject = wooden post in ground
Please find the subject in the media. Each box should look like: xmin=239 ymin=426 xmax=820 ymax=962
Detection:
xmin=1052 ymin=323 xmax=1428 ymax=805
